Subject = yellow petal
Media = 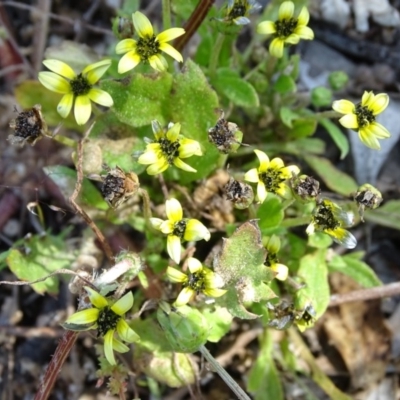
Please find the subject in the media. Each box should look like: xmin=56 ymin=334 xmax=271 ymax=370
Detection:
xmin=166 ymin=266 xmax=188 ymax=282
xmin=147 ymin=158 xmax=169 ymax=175
xmin=279 ymin=1 xmax=294 ymax=19
xmin=111 ymin=291 xmax=133 ymax=316
xmin=270 ymin=263 xmax=289 ymax=281
xmin=173 ymin=158 xmax=197 ymax=173
xmin=103 ymin=329 xmax=116 ymax=365
xmin=361 ymin=91 xmax=373 ymax=106
xmin=295 ymin=26 xmax=314 ymax=40
xmin=157 ymin=28 xmax=185 ymax=43
xmin=269 ymin=38 xmax=284 ymax=58
xmin=257 ymin=20 xmax=276 ymax=35
xmin=358 ymin=128 xmax=381 ymax=150
xmin=179 ymin=138 xmax=202 ymax=157
xmin=160 ymin=220 xmax=174 ymax=234
xmin=38 ymin=71 xmax=71 ymax=94
xmin=297 ymin=6 xmax=310 ymax=25
xmin=82 ymin=59 xmax=111 ymax=83
xmin=138 ymin=148 xmax=160 ymax=164
xmin=339 ymin=114 xmax=358 ymax=129
xmin=332 ymin=99 xmax=355 ymax=114
xmin=57 ymin=93 xmax=74 ymax=119
xmin=257 ymin=182 xmax=267 ymax=203
xmin=184 ymin=219 xmax=210 ymax=241
xmin=118 ymin=51 xmax=142 ymax=74
xmin=285 ymin=34 xmax=300 ymax=44
xmin=115 ymin=39 xmax=137 ymax=54
xmin=244 ymin=168 xmax=259 ymax=183
xmin=74 ymin=95 xmax=92 ymax=125
xmin=368 ymin=93 xmax=389 ymax=115
xmin=116 ymin=318 xmax=140 ymax=343
xmin=85 ymin=286 xmax=108 ymax=308
xmin=269 ymin=157 xmax=284 ymax=169
xmin=63 ymin=308 xmax=100 ymax=325
xmin=166 ymin=198 xmax=183 ymax=222
xmin=150 ymin=217 xmax=164 ymax=230
xmin=203 ymin=287 xmax=227 ymax=298
xmin=167 ymin=235 xmax=182 ymax=264
xmin=166 ymin=122 xmax=181 ymax=142
xmin=112 ymin=337 xmax=130 ymax=353
xmin=254 ymin=149 xmax=270 ymax=170
xmin=149 ymin=55 xmax=168 ymax=71
xmin=42 ymin=59 xmax=76 ymax=79
xmin=174 ymin=287 xmax=195 ymax=307
xmin=306 ymin=223 xmax=315 ymax=235
xmin=133 ymin=11 xmax=154 ymax=38
xmin=88 ymin=88 xmax=113 ymax=107
xmin=370 ymin=122 xmax=390 ymax=138
xmin=187 ymin=257 xmax=202 ymax=273
xmin=159 ymin=42 xmax=183 ymax=62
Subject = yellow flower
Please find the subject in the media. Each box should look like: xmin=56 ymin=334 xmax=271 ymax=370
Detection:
xmin=115 ymin=11 xmax=185 ymax=73
xmin=151 ymin=198 xmax=211 ymax=264
xmin=138 ymin=120 xmax=202 ymax=175
xmin=306 ymin=199 xmax=357 ymax=249
xmin=264 ymin=235 xmax=288 ymax=281
xmin=166 ymin=258 xmax=227 ymax=306
xmin=332 ymin=91 xmax=390 ymax=150
xmin=221 ymin=0 xmax=261 ymax=25
xmin=62 ymin=287 xmax=140 ymax=365
xmin=38 ymin=59 xmax=113 ymax=125
xmin=257 ymin=1 xmax=314 ymax=58
xmin=244 ymin=149 xmax=300 ymax=203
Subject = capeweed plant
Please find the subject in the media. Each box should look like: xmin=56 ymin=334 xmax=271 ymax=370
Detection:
xmin=3 ymin=0 xmax=396 ymax=399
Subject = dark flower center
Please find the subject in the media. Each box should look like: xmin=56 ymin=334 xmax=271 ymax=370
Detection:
xmin=229 ymin=2 xmax=247 ymax=18
xmin=136 ymin=35 xmax=160 ymax=60
xmin=275 ymin=18 xmax=298 ymax=38
xmin=97 ymin=307 xmax=120 ymax=337
xmin=265 ymin=252 xmax=279 ymax=267
xmin=355 ymin=104 xmax=375 ymax=128
xmin=172 ymin=219 xmax=187 ymax=238
xmin=158 ymin=137 xmax=181 ymax=164
xmin=70 ymin=74 xmax=92 ymax=97
xmin=259 ymin=169 xmax=286 ymax=193
xmin=314 ymin=203 xmax=340 ymax=230
xmin=185 ymin=270 xmax=206 ymax=293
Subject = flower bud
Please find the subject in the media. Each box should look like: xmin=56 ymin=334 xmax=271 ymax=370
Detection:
xmin=223 ymin=178 xmax=254 ymax=209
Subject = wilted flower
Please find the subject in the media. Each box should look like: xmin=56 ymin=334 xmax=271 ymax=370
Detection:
xmin=138 ymin=120 xmax=202 ymax=175
xmin=353 ymin=183 xmax=383 ymax=222
xmin=116 ymin=11 xmax=185 ymax=73
xmin=306 ymin=199 xmax=357 ymax=249
xmin=166 ymin=257 xmax=226 ymax=306
xmin=291 ymin=175 xmax=321 ymax=202
xmin=38 ymin=59 xmax=113 ymax=125
xmin=150 ymin=199 xmax=211 ymax=264
xmin=257 ymin=1 xmax=314 ymax=58
xmin=244 ymin=149 xmax=300 ymax=203
xmin=224 ymin=177 xmax=254 ymax=209
xmin=332 ymin=91 xmax=390 ymax=149
xmin=219 ymin=0 xmax=261 ymax=25
xmin=62 ymin=287 xmax=140 ymax=365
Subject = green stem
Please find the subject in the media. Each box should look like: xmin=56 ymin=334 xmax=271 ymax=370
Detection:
xmin=216 ymin=153 xmax=228 ymax=169
xmin=52 ymin=134 xmax=77 ymax=148
xmin=162 ymin=0 xmax=171 ymax=30
xmin=199 ymin=345 xmax=252 ymax=400
xmin=209 ymin=32 xmax=225 ymax=78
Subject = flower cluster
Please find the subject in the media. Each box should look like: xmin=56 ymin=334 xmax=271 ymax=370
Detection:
xmin=244 ymin=149 xmax=299 ymax=203
xmin=62 ymin=287 xmax=140 ymax=365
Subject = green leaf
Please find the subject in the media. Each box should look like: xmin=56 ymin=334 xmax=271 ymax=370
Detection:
xmin=100 ymin=72 xmax=173 ymax=127
xmin=296 ymin=250 xmax=330 ymax=320
xmin=274 ymin=75 xmax=296 ymax=94
xmin=364 ymin=200 xmax=400 ymax=230
xmin=328 ymin=254 xmax=381 ymax=288
xmin=212 ymin=68 xmax=259 ymax=108
xmin=43 ymin=165 xmax=108 ymax=210
xmin=319 ymin=118 xmax=349 ymax=160
xmin=280 ymin=107 xmax=299 ymax=128
xmin=286 ymin=118 xmax=317 ymax=139
xmin=201 ymin=306 xmax=233 ymax=342
xmin=15 ymin=81 xmax=83 ymax=131
xmin=303 ymin=154 xmax=358 ymax=196
xmin=308 ymin=232 xmax=333 ymax=248
xmin=311 ymin=87 xmax=332 ymax=107
xmin=248 ymin=330 xmax=284 ymax=400
xmin=169 ymin=59 xmax=220 ymax=182
xmin=6 ymin=232 xmax=75 ymax=294
xmin=214 ymin=221 xmax=277 ymax=319
xmin=257 ymin=195 xmax=284 ymax=235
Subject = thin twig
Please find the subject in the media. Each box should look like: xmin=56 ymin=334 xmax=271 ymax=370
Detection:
xmin=32 ymin=0 xmax=51 ymax=74
xmin=329 ymin=281 xmax=400 ymax=307
xmin=69 ymin=124 xmax=114 ymax=263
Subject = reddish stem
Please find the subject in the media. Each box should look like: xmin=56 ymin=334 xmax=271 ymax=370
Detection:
xmin=173 ymin=0 xmax=215 ymax=52
xmin=34 ymin=331 xmax=78 ymax=400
